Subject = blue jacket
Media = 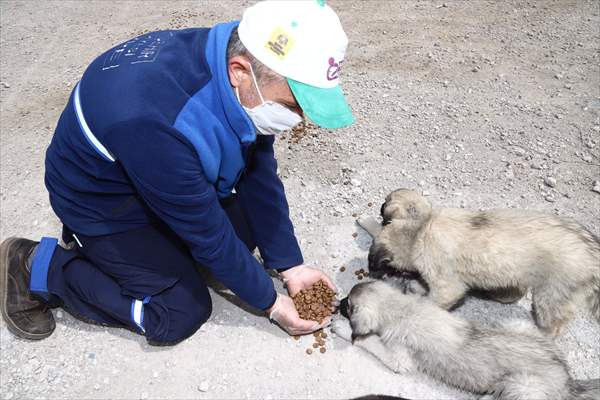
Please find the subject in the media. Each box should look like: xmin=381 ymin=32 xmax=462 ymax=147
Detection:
xmin=44 ymin=21 xmax=303 ymax=310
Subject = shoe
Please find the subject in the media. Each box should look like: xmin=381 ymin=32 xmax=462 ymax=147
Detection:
xmin=0 ymin=237 xmax=55 ymax=340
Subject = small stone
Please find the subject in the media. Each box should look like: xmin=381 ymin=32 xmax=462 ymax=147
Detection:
xmin=198 ymin=381 xmax=209 ymax=392
xmin=544 ymin=194 xmax=556 ymax=203
xmin=592 ymin=181 xmax=600 ymax=194
xmin=544 ymin=177 xmax=557 ymax=188
xmin=350 ymin=178 xmax=362 ymax=187
xmin=1 ymin=82 xmax=10 ymax=88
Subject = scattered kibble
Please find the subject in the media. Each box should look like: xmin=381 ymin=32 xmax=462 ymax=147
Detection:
xmin=352 ymin=213 xmax=358 ymax=218
xmin=306 ymin=348 xmax=313 ymax=355
xmin=368 ymin=202 xmax=373 ymax=207
xmin=352 ymin=232 xmax=358 ymax=238
xmin=320 ymin=347 xmax=326 ymax=353
xmin=312 ymin=342 xmax=319 ymax=348
xmin=358 ymin=275 xmax=364 ymax=280
xmin=340 ymin=266 xmax=346 ymax=272
xmin=293 ymin=335 xmax=300 ymax=340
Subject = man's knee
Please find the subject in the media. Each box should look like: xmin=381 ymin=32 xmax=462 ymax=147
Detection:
xmin=144 ymin=285 xmax=212 ymax=346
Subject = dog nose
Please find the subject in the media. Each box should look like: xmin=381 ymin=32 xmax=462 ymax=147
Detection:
xmin=340 ymin=297 xmax=350 ymax=319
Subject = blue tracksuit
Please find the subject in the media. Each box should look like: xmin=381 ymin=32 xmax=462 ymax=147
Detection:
xmin=30 ymin=21 xmax=303 ymax=343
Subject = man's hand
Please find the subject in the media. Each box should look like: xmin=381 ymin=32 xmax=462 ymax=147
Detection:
xmin=279 ymin=265 xmax=337 ymax=297
xmin=267 ymin=293 xmax=329 ymax=335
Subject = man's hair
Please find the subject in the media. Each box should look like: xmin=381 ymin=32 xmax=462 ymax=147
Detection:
xmin=227 ymin=27 xmax=281 ymax=84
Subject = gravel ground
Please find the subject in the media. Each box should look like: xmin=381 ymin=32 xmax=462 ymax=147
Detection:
xmin=1 ymin=1 xmax=599 ymax=399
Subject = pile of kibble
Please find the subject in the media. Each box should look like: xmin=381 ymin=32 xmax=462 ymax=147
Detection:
xmin=292 ymin=280 xmax=337 ymax=323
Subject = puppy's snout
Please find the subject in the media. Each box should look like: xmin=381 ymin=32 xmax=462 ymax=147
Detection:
xmin=340 ymin=297 xmax=350 ymax=319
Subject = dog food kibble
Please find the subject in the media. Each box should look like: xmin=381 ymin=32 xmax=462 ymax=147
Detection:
xmin=293 ymin=335 xmax=300 ymax=340
xmin=358 ymin=274 xmax=364 ymax=280
xmin=312 ymin=342 xmax=319 ymax=348
xmin=359 ymin=268 xmax=365 ymax=274
xmin=320 ymin=347 xmax=326 ymax=353
xmin=321 ymin=332 xmax=327 ymax=339
xmin=306 ymin=348 xmax=313 ymax=355
xmin=352 ymin=213 xmax=358 ymax=218
xmin=292 ymin=280 xmax=337 ymax=323
xmin=340 ymin=266 xmax=346 ymax=272
xmin=368 ymin=202 xmax=373 ymax=207
xmin=352 ymin=232 xmax=358 ymax=238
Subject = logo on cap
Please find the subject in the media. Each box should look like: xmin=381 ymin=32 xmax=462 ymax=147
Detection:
xmin=266 ymin=27 xmax=295 ymax=59
xmin=326 ymin=57 xmax=343 ymax=81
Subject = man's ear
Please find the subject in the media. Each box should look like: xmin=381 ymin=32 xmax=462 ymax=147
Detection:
xmin=228 ymin=55 xmax=251 ymax=89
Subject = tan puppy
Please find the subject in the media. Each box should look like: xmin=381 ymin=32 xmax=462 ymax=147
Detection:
xmin=360 ymin=189 xmax=600 ymax=336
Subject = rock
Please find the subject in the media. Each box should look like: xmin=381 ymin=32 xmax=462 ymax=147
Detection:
xmin=512 ymin=147 xmax=525 ymax=156
xmin=1 ymin=81 xmax=10 ymax=88
xmin=198 ymin=381 xmax=209 ymax=392
xmin=592 ymin=181 xmax=600 ymax=194
xmin=544 ymin=194 xmax=556 ymax=203
xmin=349 ymin=178 xmax=362 ymax=187
xmin=544 ymin=177 xmax=557 ymax=188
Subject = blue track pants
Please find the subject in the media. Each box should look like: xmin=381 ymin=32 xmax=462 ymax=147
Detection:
xmin=29 ymin=197 xmax=256 ymax=344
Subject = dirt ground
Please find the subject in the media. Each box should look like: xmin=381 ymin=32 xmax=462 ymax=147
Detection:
xmin=1 ymin=1 xmax=599 ymax=399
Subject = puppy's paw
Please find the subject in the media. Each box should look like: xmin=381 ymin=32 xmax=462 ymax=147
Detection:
xmin=356 ymin=216 xmax=382 ymax=238
xmin=332 ymin=319 xmax=353 ymax=342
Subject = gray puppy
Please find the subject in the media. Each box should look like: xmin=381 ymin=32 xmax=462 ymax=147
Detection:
xmin=360 ymin=189 xmax=600 ymax=336
xmin=333 ymin=281 xmax=600 ymax=400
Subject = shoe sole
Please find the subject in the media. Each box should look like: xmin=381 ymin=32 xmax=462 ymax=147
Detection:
xmin=0 ymin=237 xmax=53 ymax=340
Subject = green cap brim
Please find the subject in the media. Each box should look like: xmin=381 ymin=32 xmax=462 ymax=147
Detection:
xmin=287 ymin=78 xmax=355 ymax=129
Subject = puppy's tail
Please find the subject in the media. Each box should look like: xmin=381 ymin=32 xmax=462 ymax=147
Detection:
xmin=569 ymin=378 xmax=600 ymax=400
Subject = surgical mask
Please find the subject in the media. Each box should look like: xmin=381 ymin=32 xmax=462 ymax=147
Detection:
xmin=236 ymin=64 xmax=303 ymax=136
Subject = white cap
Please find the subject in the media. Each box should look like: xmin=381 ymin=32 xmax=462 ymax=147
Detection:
xmin=239 ymin=0 xmax=348 ymax=89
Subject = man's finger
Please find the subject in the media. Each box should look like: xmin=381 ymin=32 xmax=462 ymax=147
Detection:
xmin=320 ymin=273 xmax=338 ymax=293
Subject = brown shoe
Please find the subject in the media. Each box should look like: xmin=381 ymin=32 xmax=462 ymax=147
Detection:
xmin=0 ymin=237 xmax=55 ymax=340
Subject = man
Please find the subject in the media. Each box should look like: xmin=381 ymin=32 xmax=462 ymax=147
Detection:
xmin=0 ymin=0 xmax=354 ymax=345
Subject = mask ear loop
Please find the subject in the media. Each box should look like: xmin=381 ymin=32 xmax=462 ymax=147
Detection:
xmin=247 ymin=63 xmax=265 ymax=104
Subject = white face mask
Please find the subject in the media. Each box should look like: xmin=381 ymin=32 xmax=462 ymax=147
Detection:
xmin=236 ymin=64 xmax=303 ymax=136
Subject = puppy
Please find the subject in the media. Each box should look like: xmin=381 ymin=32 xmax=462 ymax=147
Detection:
xmin=360 ymin=189 xmax=600 ymax=336
xmin=334 ymin=281 xmax=600 ymax=400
